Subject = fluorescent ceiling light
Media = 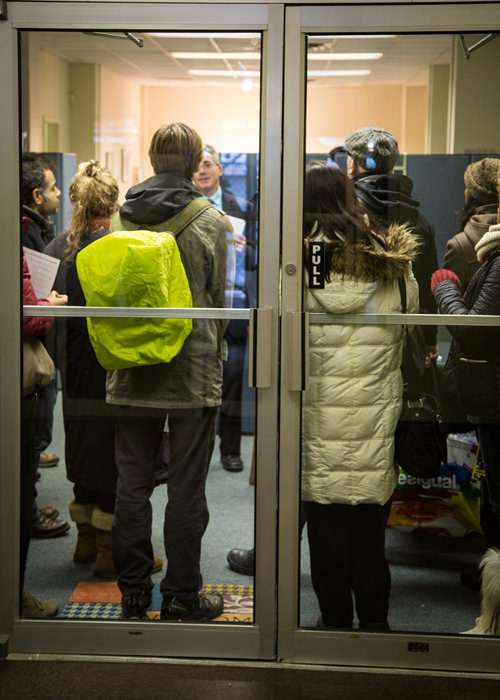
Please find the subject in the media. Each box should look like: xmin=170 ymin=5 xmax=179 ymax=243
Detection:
xmin=190 ymin=68 xmax=370 ymax=78
xmin=308 ymin=69 xmax=371 ymax=77
xmin=189 ymin=69 xmax=260 ymax=77
xmin=171 ymin=51 xmax=260 ymax=60
xmin=308 ymin=52 xmax=382 ymax=60
xmin=146 ymin=32 xmax=260 ymax=39
xmin=310 ymin=34 xmax=396 ymax=39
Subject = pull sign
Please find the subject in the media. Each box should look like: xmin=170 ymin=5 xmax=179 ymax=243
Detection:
xmin=307 ymin=242 xmax=325 ymax=289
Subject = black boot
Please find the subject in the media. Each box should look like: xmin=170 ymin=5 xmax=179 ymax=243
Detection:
xmin=227 ymin=547 xmax=254 ymax=576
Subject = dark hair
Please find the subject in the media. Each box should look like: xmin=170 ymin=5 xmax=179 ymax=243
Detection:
xmin=21 ymin=153 xmax=54 ymax=206
xmin=303 ymin=163 xmax=376 ymax=280
xmin=149 ymin=123 xmax=203 ymax=179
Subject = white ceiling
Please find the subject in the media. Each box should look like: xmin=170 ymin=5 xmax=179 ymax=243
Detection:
xmin=30 ymin=31 xmax=455 ymax=87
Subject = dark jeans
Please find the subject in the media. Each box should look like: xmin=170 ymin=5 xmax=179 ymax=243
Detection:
xmin=33 ymin=379 xmax=57 ymax=454
xmin=20 ymin=395 xmax=41 ymax=590
xmin=305 ymin=500 xmax=392 ymax=629
xmin=218 ymin=339 xmax=246 ymax=457
xmin=113 ymin=406 xmax=216 ymax=599
xmin=477 ymin=423 xmax=500 ymax=541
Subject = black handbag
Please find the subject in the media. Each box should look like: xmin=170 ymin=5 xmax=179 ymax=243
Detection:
xmin=394 ymin=278 xmax=447 ymax=479
xmin=456 ymin=355 xmax=497 ymax=418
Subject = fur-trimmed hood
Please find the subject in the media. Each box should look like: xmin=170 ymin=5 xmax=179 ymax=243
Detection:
xmin=307 ymin=224 xmax=418 ymax=315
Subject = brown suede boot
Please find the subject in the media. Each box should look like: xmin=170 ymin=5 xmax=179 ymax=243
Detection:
xmin=68 ymin=501 xmax=97 ymax=563
xmin=91 ymin=506 xmax=163 ymax=579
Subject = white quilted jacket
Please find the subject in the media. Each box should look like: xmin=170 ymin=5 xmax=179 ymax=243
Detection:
xmin=301 ymin=227 xmax=419 ymax=506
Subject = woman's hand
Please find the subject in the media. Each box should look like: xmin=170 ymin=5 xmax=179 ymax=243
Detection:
xmin=47 ymin=290 xmax=68 ymax=306
xmin=431 ymin=268 xmax=460 ymax=294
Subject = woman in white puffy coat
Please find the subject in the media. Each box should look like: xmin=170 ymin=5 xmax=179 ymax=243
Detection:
xmin=302 ymin=164 xmax=418 ymax=630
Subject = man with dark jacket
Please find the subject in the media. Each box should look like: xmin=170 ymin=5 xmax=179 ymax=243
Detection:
xmin=340 ymin=127 xmax=439 ymax=357
xmin=21 ymin=153 xmax=60 ymax=252
xmin=193 ymin=145 xmax=251 ymax=473
xmin=21 ymin=154 xmax=70 ymax=540
xmin=107 ymin=123 xmax=230 ymax=621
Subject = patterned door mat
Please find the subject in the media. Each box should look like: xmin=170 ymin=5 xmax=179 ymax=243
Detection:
xmin=59 ymin=582 xmax=254 ymax=623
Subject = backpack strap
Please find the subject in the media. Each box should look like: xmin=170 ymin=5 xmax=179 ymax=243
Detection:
xmin=165 ymin=197 xmax=214 ymax=236
xmin=111 ymin=197 xmax=214 ymax=236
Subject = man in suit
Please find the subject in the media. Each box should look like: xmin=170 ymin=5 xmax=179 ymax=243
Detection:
xmin=193 ymin=145 xmax=251 ymax=473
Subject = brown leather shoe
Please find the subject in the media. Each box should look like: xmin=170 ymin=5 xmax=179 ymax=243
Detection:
xmin=32 ymin=509 xmax=70 ymax=539
xmin=38 ymin=451 xmax=60 ymax=468
xmin=22 ymin=590 xmax=58 ymax=618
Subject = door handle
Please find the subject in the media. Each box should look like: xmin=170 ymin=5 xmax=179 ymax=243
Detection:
xmin=286 ymin=311 xmax=309 ymax=391
xmin=248 ymin=307 xmax=273 ymax=389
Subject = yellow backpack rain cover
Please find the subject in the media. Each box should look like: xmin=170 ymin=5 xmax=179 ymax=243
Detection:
xmin=76 ymin=230 xmax=192 ymax=370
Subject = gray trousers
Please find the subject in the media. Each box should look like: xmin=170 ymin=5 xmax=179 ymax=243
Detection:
xmin=113 ymin=406 xmax=217 ymax=599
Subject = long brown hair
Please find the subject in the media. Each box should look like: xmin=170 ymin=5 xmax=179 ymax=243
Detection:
xmin=303 ymin=163 xmax=377 ymax=279
xmin=65 ymin=161 xmax=119 ymax=259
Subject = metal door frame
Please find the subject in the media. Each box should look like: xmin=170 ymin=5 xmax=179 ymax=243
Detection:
xmin=0 ymin=0 xmax=283 ymax=660
xmin=278 ymin=2 xmax=500 ymax=671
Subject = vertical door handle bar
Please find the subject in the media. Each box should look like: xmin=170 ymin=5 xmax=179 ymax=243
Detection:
xmin=286 ymin=311 xmax=309 ymax=391
xmin=248 ymin=307 xmax=273 ymax=389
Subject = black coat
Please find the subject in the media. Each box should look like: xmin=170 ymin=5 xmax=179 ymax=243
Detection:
xmin=434 ymin=253 xmax=500 ymax=358
xmin=221 ymin=189 xmax=255 ymax=342
xmin=354 ymin=172 xmax=438 ymax=345
xmin=434 ymin=253 xmax=500 ymax=415
xmin=22 ymin=206 xmax=55 ymax=252
xmin=46 ymin=229 xmax=118 ymax=495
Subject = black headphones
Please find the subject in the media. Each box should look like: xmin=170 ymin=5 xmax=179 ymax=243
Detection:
xmin=328 ymin=145 xmax=378 ymax=172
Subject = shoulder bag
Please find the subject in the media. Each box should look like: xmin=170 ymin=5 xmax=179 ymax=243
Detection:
xmin=394 ymin=277 xmax=446 ymax=479
xmin=23 ymin=335 xmax=55 ymax=396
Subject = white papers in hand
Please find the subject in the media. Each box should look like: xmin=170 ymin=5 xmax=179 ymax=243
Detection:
xmin=227 ymin=215 xmax=246 ymax=239
xmin=23 ymin=247 xmax=61 ymax=299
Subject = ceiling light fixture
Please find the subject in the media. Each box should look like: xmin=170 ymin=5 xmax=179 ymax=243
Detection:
xmin=308 ymin=69 xmax=371 ymax=77
xmin=308 ymin=52 xmax=382 ymax=60
xmin=189 ymin=69 xmax=260 ymax=77
xmin=171 ymin=51 xmax=260 ymax=60
xmin=189 ymin=68 xmax=370 ymax=78
xmin=241 ymin=78 xmax=254 ymax=92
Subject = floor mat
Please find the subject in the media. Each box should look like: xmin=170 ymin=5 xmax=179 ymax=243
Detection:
xmin=59 ymin=581 xmax=254 ymax=622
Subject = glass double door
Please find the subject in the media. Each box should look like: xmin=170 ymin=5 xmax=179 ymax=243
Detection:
xmin=2 ymin=0 xmax=500 ymax=672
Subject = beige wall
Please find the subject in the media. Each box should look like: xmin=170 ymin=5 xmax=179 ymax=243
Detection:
xmin=142 ymin=84 xmax=261 ymax=171
xmin=449 ymin=36 xmax=500 ymax=153
xmin=305 ymin=84 xmax=427 ymax=155
xmin=427 ymin=64 xmax=450 ymax=154
xmin=403 ymin=86 xmax=428 ymax=154
xmin=69 ymin=63 xmax=98 ymax=165
xmin=28 ymin=34 xmax=71 ymax=153
xmin=97 ymin=66 xmax=142 ymax=197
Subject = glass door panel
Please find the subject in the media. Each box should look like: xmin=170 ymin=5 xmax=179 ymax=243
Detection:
xmin=280 ymin=2 xmax=500 ymax=671
xmin=0 ymin=1 xmax=282 ymax=660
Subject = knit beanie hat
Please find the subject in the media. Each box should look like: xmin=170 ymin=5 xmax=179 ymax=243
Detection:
xmin=344 ymin=127 xmax=399 ymax=173
xmin=464 ymin=158 xmax=500 ymax=204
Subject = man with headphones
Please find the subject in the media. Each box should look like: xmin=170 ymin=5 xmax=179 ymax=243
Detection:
xmin=336 ymin=127 xmax=438 ymax=365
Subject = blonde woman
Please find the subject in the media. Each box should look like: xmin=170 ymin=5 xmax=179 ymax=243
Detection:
xmin=45 ymin=161 xmax=162 ymax=579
